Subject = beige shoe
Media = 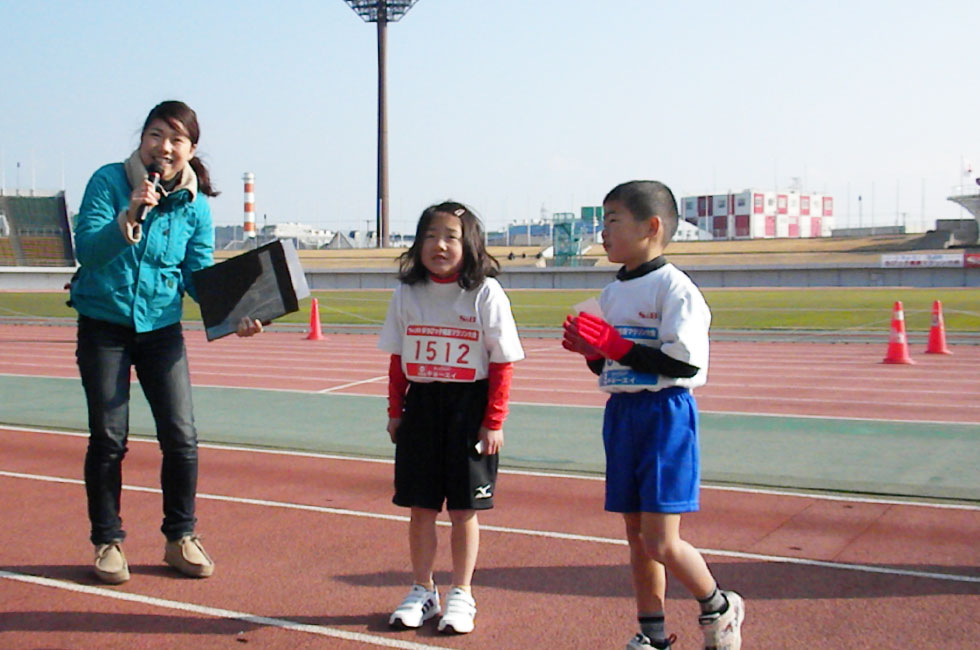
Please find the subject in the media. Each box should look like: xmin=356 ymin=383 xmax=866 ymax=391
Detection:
xmin=164 ymin=535 xmax=214 ymax=578
xmin=94 ymin=542 xmax=130 ymax=584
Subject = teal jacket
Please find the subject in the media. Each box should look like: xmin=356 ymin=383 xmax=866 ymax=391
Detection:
xmin=70 ymin=160 xmax=214 ymax=332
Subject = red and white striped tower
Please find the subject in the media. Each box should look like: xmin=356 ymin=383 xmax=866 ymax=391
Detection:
xmin=242 ymin=172 xmax=256 ymax=240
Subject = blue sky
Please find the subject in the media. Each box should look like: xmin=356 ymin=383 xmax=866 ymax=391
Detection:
xmin=2 ymin=0 xmax=978 ymax=235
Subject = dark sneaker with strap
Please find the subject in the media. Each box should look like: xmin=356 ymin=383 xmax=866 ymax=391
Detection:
xmin=626 ymin=632 xmax=677 ymax=649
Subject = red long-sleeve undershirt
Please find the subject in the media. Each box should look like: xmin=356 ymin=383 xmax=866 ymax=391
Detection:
xmin=387 ymin=354 xmax=514 ymax=430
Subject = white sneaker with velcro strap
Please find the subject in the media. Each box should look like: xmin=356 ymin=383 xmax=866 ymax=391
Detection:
xmin=389 ymin=584 xmax=441 ymax=628
xmin=437 ymin=587 xmax=477 ymax=634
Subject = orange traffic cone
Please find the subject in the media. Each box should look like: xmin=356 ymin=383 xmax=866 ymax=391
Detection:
xmin=306 ymin=298 xmax=325 ymax=341
xmin=925 ymin=300 xmax=951 ymax=354
xmin=882 ymin=301 xmax=914 ymax=364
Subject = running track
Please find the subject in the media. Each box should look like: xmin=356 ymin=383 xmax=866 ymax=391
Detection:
xmin=1 ymin=323 xmax=978 ymax=648
xmin=3 ymin=324 xmax=979 ymax=423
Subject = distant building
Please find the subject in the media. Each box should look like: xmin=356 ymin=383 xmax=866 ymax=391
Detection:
xmin=215 ymin=221 xmax=335 ymax=250
xmin=506 ymin=220 xmax=558 ymax=246
xmin=262 ymin=222 xmax=334 ymax=249
xmin=214 ymin=225 xmax=247 ymax=250
xmin=216 ymin=221 xmax=418 ymax=250
xmin=947 ymin=182 xmax=980 ymax=245
xmin=502 ymin=204 xmax=711 ymax=246
xmin=673 ymin=219 xmax=714 ymax=241
xmin=504 ymin=208 xmax=600 ymax=247
xmin=389 ymin=232 xmax=414 ymax=247
xmin=325 ymin=231 xmax=358 ymax=249
xmin=680 ymin=190 xmax=835 ymax=239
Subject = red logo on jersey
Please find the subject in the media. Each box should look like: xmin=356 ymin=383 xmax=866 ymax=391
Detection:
xmin=406 ymin=325 xmax=479 ymax=341
xmin=459 ymin=315 xmax=476 ymax=323
xmin=638 ymin=311 xmax=660 ymax=320
xmin=407 ymin=364 xmax=476 ymax=381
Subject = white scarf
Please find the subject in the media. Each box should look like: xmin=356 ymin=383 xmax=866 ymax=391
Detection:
xmin=118 ymin=150 xmax=199 ymax=244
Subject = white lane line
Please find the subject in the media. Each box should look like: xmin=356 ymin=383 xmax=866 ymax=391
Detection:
xmin=318 ymin=375 xmax=388 ymax=394
xmin=1 ymin=469 xmax=977 ymax=585
xmin=0 ymin=569 xmax=451 ymax=649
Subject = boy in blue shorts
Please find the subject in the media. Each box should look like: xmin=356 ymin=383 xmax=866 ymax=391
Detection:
xmin=563 ymin=181 xmax=744 ymax=650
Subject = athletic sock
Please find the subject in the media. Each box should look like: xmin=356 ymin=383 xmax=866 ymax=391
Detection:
xmin=698 ymin=587 xmax=728 ymax=615
xmin=639 ymin=613 xmax=666 ymax=645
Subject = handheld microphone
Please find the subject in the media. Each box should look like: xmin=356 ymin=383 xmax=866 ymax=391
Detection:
xmin=135 ymin=162 xmax=164 ymax=224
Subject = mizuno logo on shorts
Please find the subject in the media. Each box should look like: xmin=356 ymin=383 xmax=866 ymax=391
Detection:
xmin=474 ymin=484 xmax=493 ymax=499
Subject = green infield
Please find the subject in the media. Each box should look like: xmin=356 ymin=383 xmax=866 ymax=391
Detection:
xmin=1 ymin=287 xmax=978 ymax=332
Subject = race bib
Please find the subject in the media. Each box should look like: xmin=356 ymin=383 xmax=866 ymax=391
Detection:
xmin=599 ymin=325 xmax=660 ymax=390
xmin=403 ymin=324 xmax=484 ymax=381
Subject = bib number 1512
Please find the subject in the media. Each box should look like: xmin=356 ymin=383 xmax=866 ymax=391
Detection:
xmin=414 ymin=339 xmax=470 ymax=365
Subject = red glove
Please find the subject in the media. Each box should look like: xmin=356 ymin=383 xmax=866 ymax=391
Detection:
xmin=562 ymin=315 xmax=603 ymax=360
xmin=574 ymin=312 xmax=633 ymax=361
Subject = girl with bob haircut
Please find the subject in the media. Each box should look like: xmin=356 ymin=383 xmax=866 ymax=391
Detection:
xmin=378 ymin=201 xmax=524 ymax=635
xmin=397 ymin=201 xmax=500 ymax=289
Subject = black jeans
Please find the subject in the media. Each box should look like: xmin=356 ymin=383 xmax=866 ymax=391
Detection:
xmin=76 ymin=316 xmax=198 ymax=544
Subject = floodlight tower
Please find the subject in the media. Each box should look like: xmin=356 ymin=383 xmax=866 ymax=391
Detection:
xmin=344 ymin=0 xmax=419 ymax=248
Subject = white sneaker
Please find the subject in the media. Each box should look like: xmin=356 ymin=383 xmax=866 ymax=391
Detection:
xmin=389 ymin=584 xmax=440 ymax=628
xmin=627 ymin=632 xmax=677 ymax=649
xmin=437 ymin=587 xmax=477 ymax=634
xmin=699 ymin=590 xmax=744 ymax=650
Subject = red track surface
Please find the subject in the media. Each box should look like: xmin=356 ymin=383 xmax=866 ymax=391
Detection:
xmin=2 ymin=325 xmax=980 ymax=423
xmin=1 ymin=324 xmax=979 ymax=648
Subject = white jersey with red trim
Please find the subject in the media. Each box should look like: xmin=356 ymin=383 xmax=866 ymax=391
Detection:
xmin=598 ymin=263 xmax=711 ymax=393
xmin=379 ymin=277 xmax=524 ymax=383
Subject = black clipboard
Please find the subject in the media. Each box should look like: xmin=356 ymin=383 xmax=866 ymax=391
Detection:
xmin=193 ymin=239 xmax=310 ymax=341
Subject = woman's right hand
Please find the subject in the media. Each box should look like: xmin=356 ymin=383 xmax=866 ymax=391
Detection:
xmin=236 ymin=317 xmax=264 ymax=337
xmin=127 ymin=179 xmax=160 ymax=222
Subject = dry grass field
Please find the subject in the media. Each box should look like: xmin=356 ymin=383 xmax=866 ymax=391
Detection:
xmin=215 ymin=232 xmax=960 ymax=269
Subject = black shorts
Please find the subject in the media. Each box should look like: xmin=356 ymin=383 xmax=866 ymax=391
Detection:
xmin=393 ymin=379 xmax=498 ymax=511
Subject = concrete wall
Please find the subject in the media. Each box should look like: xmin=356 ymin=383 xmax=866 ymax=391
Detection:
xmin=302 ymin=264 xmax=979 ymax=290
xmin=2 ymin=263 xmax=978 ymax=292
xmin=0 ymin=266 xmax=77 ymax=291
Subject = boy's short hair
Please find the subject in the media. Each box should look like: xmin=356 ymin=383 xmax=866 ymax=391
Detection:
xmin=604 ymin=180 xmax=679 ymax=243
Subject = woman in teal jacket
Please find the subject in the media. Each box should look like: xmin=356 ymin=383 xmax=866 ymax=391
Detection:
xmin=70 ymin=100 xmax=260 ymax=585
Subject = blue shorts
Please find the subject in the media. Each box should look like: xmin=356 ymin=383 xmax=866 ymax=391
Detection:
xmin=602 ymin=387 xmax=700 ymax=514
